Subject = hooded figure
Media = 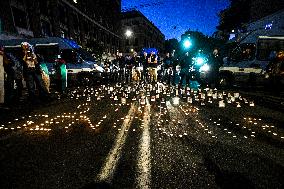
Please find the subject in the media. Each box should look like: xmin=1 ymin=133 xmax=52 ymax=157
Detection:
xmin=21 ymin=42 xmax=46 ymax=102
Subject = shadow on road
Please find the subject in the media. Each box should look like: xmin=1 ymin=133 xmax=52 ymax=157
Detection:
xmin=81 ymin=181 xmax=112 ymax=189
xmin=204 ymin=156 xmax=255 ymax=189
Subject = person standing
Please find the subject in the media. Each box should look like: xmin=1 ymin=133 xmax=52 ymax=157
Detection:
xmin=54 ymin=54 xmax=67 ymax=94
xmin=148 ymin=51 xmax=158 ymax=83
xmin=117 ymin=53 xmax=125 ymax=82
xmin=141 ymin=52 xmax=148 ymax=83
xmin=267 ymin=50 xmax=284 ymax=94
xmin=125 ymin=55 xmax=133 ymax=83
xmin=163 ymin=52 xmax=174 ymax=85
xmin=171 ymin=54 xmax=179 ymax=86
xmin=21 ymin=42 xmax=43 ymax=103
xmin=179 ymin=52 xmax=192 ymax=88
xmin=132 ymin=52 xmax=141 ymax=82
xmin=209 ymin=48 xmax=223 ymax=88
xmin=0 ymin=47 xmax=4 ymax=104
xmin=4 ymin=52 xmax=23 ymax=103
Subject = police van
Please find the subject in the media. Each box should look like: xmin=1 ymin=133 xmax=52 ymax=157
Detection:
xmin=219 ymin=9 xmax=284 ymax=87
xmin=0 ymin=37 xmax=104 ymax=86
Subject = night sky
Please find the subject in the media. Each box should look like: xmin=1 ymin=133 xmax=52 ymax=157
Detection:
xmin=122 ymin=0 xmax=229 ymax=40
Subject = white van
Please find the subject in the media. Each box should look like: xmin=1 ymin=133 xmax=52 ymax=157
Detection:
xmin=0 ymin=37 xmax=104 ymax=86
xmin=219 ymin=9 xmax=284 ymax=87
xmin=219 ymin=35 xmax=284 ymax=87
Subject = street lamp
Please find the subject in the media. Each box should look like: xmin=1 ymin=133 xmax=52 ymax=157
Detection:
xmin=125 ymin=29 xmax=133 ymax=38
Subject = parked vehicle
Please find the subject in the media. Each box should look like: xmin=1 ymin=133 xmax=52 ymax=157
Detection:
xmin=0 ymin=37 xmax=104 ymax=87
xmin=219 ymin=10 xmax=284 ymax=88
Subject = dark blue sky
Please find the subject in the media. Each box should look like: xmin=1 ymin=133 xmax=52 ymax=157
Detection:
xmin=122 ymin=0 xmax=229 ymax=40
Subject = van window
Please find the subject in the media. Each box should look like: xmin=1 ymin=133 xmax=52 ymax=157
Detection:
xmin=241 ymin=44 xmax=256 ymax=60
xmin=76 ymin=48 xmax=96 ymax=62
xmin=230 ymin=43 xmax=256 ymax=62
xmin=257 ymin=38 xmax=284 ymax=61
xmin=61 ymin=49 xmax=77 ymax=63
xmin=35 ymin=45 xmax=59 ymax=63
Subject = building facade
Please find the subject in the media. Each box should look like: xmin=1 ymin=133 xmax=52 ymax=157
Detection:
xmin=0 ymin=0 xmax=122 ymax=53
xmin=121 ymin=10 xmax=165 ymax=54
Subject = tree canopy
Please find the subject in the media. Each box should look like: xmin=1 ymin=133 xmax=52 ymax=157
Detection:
xmin=180 ymin=30 xmax=225 ymax=56
xmin=217 ymin=0 xmax=252 ymax=35
xmin=165 ymin=30 xmax=226 ymax=58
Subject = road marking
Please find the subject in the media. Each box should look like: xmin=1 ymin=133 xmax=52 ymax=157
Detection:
xmin=137 ymin=98 xmax=151 ymax=189
xmin=96 ymin=103 xmax=136 ymax=183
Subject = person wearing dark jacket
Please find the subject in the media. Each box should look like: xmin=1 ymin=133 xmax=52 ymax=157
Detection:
xmin=0 ymin=47 xmax=4 ymax=104
xmin=179 ymin=52 xmax=192 ymax=87
xmin=116 ymin=53 xmax=125 ymax=82
xmin=208 ymin=48 xmax=223 ymax=88
xmin=21 ymin=42 xmax=44 ymax=102
xmin=131 ymin=52 xmax=140 ymax=82
xmin=163 ymin=53 xmax=174 ymax=85
xmin=125 ymin=55 xmax=133 ymax=83
xmin=141 ymin=52 xmax=148 ymax=83
xmin=3 ymin=52 xmax=23 ymax=103
xmin=266 ymin=50 xmax=284 ymax=94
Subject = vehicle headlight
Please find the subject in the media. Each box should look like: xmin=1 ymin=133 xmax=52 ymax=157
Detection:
xmin=199 ymin=64 xmax=210 ymax=72
xmin=94 ymin=64 xmax=104 ymax=72
xmin=196 ymin=57 xmax=205 ymax=65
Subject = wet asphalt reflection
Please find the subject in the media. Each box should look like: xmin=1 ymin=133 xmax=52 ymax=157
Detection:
xmin=1 ymin=82 xmax=284 ymax=189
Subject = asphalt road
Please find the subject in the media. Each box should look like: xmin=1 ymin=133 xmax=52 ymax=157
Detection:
xmin=0 ymin=82 xmax=284 ymax=189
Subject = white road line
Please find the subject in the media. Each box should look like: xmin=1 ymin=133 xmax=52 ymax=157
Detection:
xmin=96 ymin=103 xmax=136 ymax=183
xmin=137 ymin=98 xmax=151 ymax=189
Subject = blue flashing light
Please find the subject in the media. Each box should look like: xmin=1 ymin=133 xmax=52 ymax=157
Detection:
xmin=142 ymin=48 xmax=158 ymax=54
xmin=265 ymin=23 xmax=273 ymax=30
xmin=63 ymin=38 xmax=80 ymax=49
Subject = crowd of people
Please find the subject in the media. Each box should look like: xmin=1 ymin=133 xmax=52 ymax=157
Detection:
xmin=103 ymin=48 xmax=223 ymax=88
xmin=0 ymin=42 xmax=64 ymax=105
xmin=0 ymin=46 xmax=225 ymax=106
xmin=1 ymin=44 xmax=283 ymax=106
xmin=102 ymin=51 xmax=160 ymax=84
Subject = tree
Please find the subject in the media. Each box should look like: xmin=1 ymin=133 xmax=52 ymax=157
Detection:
xmin=217 ymin=0 xmax=252 ymax=39
xmin=86 ymin=39 xmax=104 ymax=59
xmin=165 ymin=38 xmax=179 ymax=54
xmin=180 ymin=30 xmax=225 ymax=56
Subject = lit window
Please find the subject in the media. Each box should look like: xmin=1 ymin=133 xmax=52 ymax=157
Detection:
xmin=73 ymin=0 xmax=78 ymax=3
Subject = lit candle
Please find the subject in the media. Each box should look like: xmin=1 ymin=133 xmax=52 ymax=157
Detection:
xmin=219 ymin=100 xmax=225 ymax=108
